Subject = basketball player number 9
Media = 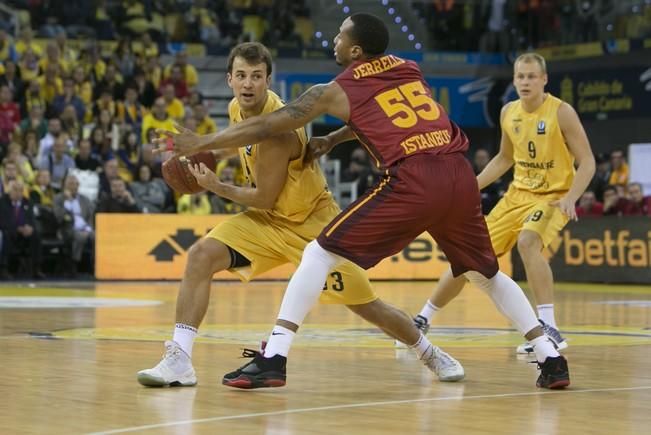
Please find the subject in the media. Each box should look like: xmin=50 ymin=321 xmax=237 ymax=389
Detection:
xmin=374 ymin=80 xmax=441 ymax=128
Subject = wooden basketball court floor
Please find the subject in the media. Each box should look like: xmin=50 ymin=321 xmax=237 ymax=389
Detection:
xmin=1 ymin=279 xmax=650 ymax=435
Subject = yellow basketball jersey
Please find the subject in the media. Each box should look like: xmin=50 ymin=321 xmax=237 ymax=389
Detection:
xmin=502 ymin=94 xmax=575 ymax=193
xmin=228 ymin=90 xmax=333 ymax=224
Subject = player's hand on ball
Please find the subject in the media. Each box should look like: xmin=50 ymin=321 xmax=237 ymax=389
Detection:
xmin=187 ymin=162 xmax=219 ymax=192
xmin=153 ymin=123 xmax=202 ymax=156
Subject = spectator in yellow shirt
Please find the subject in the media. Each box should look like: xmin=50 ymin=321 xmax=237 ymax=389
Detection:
xmin=37 ymin=64 xmax=63 ymax=105
xmin=19 ymin=49 xmax=41 ymax=84
xmin=0 ymin=160 xmax=29 ymax=197
xmin=116 ymin=84 xmax=146 ymax=130
xmin=140 ymin=97 xmax=175 ymax=144
xmin=14 ymin=28 xmax=42 ymax=58
xmin=5 ymin=142 xmax=35 ymax=185
xmin=72 ymin=65 xmax=94 ymax=123
xmin=92 ymin=88 xmax=117 ymax=121
xmin=608 ymin=149 xmax=629 ymax=186
xmin=79 ymin=45 xmax=106 ymax=84
xmin=38 ymin=42 xmax=69 ymax=76
xmin=55 ymin=31 xmax=77 ymax=65
xmin=133 ymin=31 xmax=159 ymax=60
xmin=163 ymin=51 xmax=198 ymax=88
xmin=193 ymin=103 xmax=217 ymax=135
xmin=161 ymin=83 xmax=184 ymax=121
xmin=29 ymin=169 xmax=56 ymax=207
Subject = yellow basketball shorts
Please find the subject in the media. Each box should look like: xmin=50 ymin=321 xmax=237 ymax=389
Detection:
xmin=485 ymin=186 xmax=569 ymax=256
xmin=206 ymin=203 xmax=377 ymax=305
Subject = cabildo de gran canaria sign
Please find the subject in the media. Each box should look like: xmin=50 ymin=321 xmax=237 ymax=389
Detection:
xmin=549 ymin=66 xmax=651 ymax=120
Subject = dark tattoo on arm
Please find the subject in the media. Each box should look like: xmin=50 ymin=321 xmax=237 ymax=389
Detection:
xmin=282 ymin=85 xmax=327 ymax=120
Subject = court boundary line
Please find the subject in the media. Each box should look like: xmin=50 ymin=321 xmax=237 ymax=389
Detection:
xmin=88 ymin=385 xmax=651 ymax=434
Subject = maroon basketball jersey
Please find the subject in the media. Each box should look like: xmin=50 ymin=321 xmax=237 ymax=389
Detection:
xmin=335 ymin=54 xmax=468 ymax=168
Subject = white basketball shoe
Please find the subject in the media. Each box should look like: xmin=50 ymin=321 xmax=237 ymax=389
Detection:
xmin=421 ymin=345 xmax=465 ymax=382
xmin=137 ymin=341 xmax=197 ymax=387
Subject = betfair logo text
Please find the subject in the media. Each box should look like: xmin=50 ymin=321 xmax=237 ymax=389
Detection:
xmin=562 ymin=230 xmax=651 ymax=267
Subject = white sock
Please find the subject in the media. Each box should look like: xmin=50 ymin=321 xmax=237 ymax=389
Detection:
xmin=266 ymin=240 xmax=343 ymax=357
xmin=530 ymin=335 xmax=560 ymax=362
xmin=263 ymin=325 xmax=295 ymax=357
xmin=173 ymin=323 xmax=197 ymax=357
xmin=537 ymin=304 xmax=557 ymax=328
xmin=464 ymin=271 xmax=539 ymax=335
xmin=409 ymin=333 xmax=434 ymax=360
xmin=418 ymin=301 xmax=440 ymax=323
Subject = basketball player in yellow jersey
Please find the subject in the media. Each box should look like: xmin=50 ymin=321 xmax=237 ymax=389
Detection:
xmin=407 ymin=53 xmax=595 ymax=353
xmin=138 ymin=42 xmax=463 ymax=387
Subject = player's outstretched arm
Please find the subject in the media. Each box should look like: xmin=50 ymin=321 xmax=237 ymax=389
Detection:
xmin=551 ymin=102 xmax=596 ymax=220
xmin=157 ymin=83 xmax=341 ymax=156
xmin=477 ymin=104 xmax=515 ymax=190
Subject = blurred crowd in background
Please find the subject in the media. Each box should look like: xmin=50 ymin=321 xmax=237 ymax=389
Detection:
xmin=416 ymin=0 xmax=651 ymax=52
xmin=1 ymin=1 xmax=649 ymax=53
xmin=1 ymin=0 xmax=312 ymax=51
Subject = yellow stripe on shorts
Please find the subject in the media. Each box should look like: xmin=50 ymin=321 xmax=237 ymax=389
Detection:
xmin=325 ymin=173 xmax=391 ymax=237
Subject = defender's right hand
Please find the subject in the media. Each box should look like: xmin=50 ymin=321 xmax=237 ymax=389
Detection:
xmin=304 ymin=136 xmax=335 ymax=164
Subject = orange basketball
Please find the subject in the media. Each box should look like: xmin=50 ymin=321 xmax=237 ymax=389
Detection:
xmin=162 ymin=151 xmax=217 ymax=194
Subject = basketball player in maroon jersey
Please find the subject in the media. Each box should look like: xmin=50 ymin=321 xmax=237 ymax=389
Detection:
xmin=157 ymin=13 xmax=570 ymax=389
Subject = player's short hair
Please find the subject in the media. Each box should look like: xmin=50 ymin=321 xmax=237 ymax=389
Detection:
xmin=349 ymin=13 xmax=389 ymax=56
xmin=227 ymin=42 xmax=273 ymax=77
xmin=514 ymin=52 xmax=547 ymax=74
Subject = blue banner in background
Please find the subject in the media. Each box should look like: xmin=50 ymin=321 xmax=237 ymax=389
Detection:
xmin=275 ymin=73 xmax=503 ymax=128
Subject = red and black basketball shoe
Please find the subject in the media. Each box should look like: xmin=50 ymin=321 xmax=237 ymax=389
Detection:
xmin=536 ymin=355 xmax=570 ymax=389
xmin=222 ymin=348 xmax=287 ymax=389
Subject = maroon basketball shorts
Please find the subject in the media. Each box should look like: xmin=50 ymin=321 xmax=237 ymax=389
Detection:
xmin=317 ymin=153 xmax=498 ymax=278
